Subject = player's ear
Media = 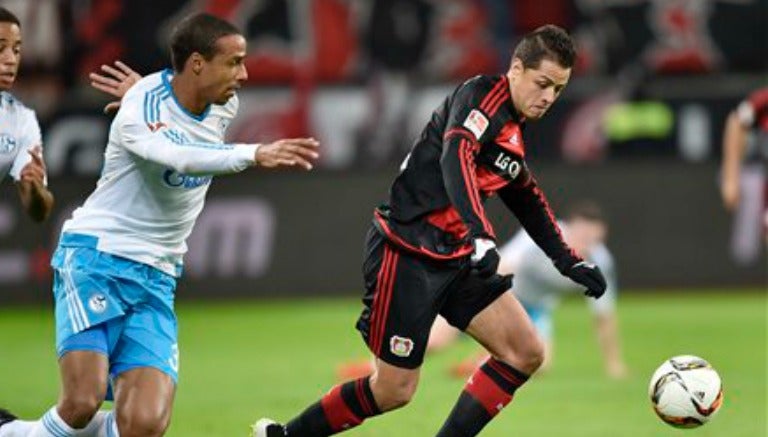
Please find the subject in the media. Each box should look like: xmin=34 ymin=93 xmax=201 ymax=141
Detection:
xmin=189 ymin=53 xmax=203 ymax=75
xmin=509 ymin=57 xmax=524 ymax=77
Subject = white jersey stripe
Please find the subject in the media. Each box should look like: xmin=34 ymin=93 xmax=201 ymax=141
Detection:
xmin=61 ymin=249 xmax=84 ymax=332
xmin=62 ymin=249 xmax=91 ymax=331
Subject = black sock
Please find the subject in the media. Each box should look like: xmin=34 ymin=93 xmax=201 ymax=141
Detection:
xmin=436 ymin=358 xmax=529 ymax=437
xmin=286 ymin=377 xmax=381 ymax=436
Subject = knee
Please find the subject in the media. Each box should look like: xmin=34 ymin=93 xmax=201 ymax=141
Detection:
xmin=58 ymin=393 xmax=103 ymax=428
xmin=369 ymin=374 xmax=419 ymax=411
xmin=524 ymin=338 xmax=546 ymax=372
xmin=497 ymin=336 xmax=545 ymax=375
xmin=117 ymin=407 xmax=171 ymax=437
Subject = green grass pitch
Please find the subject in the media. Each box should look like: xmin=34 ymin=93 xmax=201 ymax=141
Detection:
xmin=0 ymin=291 xmax=765 ymax=436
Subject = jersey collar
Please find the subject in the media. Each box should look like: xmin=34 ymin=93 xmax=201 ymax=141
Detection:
xmin=161 ymin=69 xmax=211 ymax=122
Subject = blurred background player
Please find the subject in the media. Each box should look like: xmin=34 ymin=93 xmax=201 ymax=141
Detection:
xmin=430 ymin=200 xmax=628 ymax=379
xmin=253 ymin=25 xmax=606 ymax=437
xmin=0 ymin=12 xmax=319 ymax=437
xmin=720 ymin=86 xmax=768 ymax=265
xmin=0 ymin=6 xmax=53 ymax=222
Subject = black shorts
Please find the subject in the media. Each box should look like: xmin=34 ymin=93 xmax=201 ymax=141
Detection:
xmin=355 ymin=227 xmax=512 ymax=369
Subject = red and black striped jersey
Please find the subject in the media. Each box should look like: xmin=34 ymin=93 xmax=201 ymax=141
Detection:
xmin=373 ymin=74 xmax=578 ymax=266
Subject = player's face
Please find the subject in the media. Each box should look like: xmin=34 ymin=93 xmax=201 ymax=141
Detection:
xmin=201 ymin=34 xmax=248 ymax=105
xmin=508 ymin=57 xmax=570 ymax=120
xmin=0 ymin=22 xmax=21 ymax=91
xmin=566 ymin=218 xmax=607 ymax=256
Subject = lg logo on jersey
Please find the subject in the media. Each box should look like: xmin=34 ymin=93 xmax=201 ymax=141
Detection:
xmin=493 ymin=153 xmax=522 ymax=179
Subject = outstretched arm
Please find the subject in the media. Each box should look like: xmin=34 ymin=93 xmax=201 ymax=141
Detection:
xmin=90 ymin=61 xmax=142 ymax=114
xmin=121 ymin=112 xmax=319 ymax=174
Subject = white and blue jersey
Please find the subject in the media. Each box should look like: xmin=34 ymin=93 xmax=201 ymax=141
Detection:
xmin=61 ymin=69 xmax=258 ymax=276
xmin=499 ymin=223 xmax=618 ymax=340
xmin=52 ymin=69 xmax=258 ymax=383
xmin=0 ymin=91 xmax=44 ymax=183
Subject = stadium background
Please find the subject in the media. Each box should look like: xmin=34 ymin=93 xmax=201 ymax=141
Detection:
xmin=0 ymin=1 xmax=765 ymax=436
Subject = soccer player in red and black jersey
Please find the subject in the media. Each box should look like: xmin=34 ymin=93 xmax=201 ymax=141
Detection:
xmin=254 ymin=25 xmax=607 ymax=437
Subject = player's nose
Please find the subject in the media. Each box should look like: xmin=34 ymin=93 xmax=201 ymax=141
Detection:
xmin=237 ymin=64 xmax=248 ymax=82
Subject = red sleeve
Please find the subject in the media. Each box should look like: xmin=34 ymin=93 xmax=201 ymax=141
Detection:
xmin=440 ymin=76 xmax=509 ymax=240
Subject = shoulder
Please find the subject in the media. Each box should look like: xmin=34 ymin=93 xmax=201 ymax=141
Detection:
xmin=0 ymin=91 xmax=38 ymax=122
xmin=122 ymin=70 xmax=167 ymax=104
xmin=117 ymin=71 xmax=168 ymax=124
xmin=454 ymin=75 xmax=506 ymax=105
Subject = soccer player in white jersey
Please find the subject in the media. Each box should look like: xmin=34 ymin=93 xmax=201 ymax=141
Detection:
xmin=430 ymin=201 xmax=628 ymax=379
xmin=0 ymin=7 xmax=53 ymax=222
xmin=0 ymin=13 xmax=319 ymax=437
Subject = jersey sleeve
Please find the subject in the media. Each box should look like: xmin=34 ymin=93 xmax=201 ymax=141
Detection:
xmin=497 ymin=172 xmax=580 ymax=267
xmin=440 ymin=77 xmax=508 ymax=240
xmin=115 ymin=98 xmax=257 ymax=176
xmin=9 ymin=108 xmax=44 ymax=183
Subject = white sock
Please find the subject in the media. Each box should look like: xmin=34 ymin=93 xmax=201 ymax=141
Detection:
xmin=90 ymin=411 xmax=118 ymax=437
xmin=27 ymin=407 xmax=78 ymax=436
xmin=0 ymin=419 xmax=37 ymax=437
xmin=26 ymin=408 xmax=113 ymax=437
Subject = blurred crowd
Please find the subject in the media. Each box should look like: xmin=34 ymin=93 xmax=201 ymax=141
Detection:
xmin=3 ymin=0 xmax=767 ymax=171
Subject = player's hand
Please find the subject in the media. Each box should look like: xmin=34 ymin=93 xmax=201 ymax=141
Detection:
xmin=20 ymin=147 xmax=46 ymax=186
xmin=557 ymin=259 xmax=606 ymax=298
xmin=255 ymin=138 xmax=320 ymax=170
xmin=89 ymin=61 xmax=142 ymax=114
xmin=470 ymin=238 xmax=499 ymax=278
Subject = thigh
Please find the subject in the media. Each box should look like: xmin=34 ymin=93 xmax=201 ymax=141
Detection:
xmin=464 ymin=291 xmax=541 ymax=369
xmin=356 ymin=230 xmax=456 ymax=369
xmin=59 ymin=350 xmax=110 ymax=402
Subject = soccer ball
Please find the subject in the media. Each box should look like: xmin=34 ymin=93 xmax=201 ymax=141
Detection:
xmin=648 ymin=355 xmax=723 ymax=428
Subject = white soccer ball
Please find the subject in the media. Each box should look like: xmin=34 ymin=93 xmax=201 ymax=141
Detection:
xmin=648 ymin=355 xmax=723 ymax=428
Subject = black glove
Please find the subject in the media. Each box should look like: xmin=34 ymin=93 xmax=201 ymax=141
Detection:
xmin=470 ymin=238 xmax=499 ymax=278
xmin=556 ymin=258 xmax=607 ymax=298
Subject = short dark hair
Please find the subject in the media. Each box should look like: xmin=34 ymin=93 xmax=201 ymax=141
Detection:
xmin=0 ymin=7 xmax=20 ymax=27
xmin=566 ymin=200 xmax=605 ymax=223
xmin=169 ymin=13 xmax=241 ymax=72
xmin=512 ymin=24 xmax=575 ymax=70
